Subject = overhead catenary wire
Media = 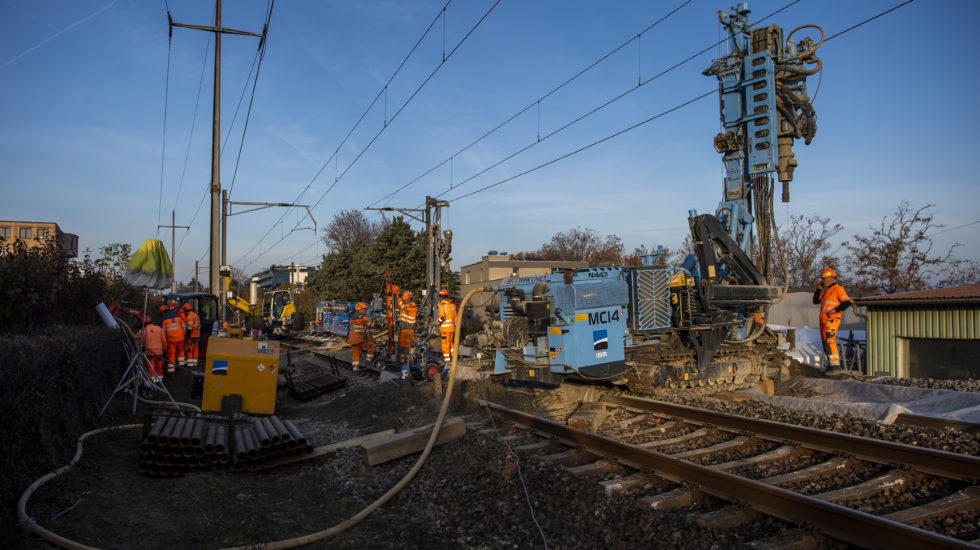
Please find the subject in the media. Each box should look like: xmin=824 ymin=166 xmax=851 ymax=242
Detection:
xmin=261 ymin=0 xmax=802 ymax=260
xmin=392 ymin=0 xmax=807 ymax=211
xmin=158 ymin=30 xmax=172 ymax=235
xmin=231 ymin=0 xmax=462 ymax=269
xmin=175 ymin=1 xmax=275 ymax=277
xmin=419 ymin=0 xmax=912 ymax=207
xmin=171 ymin=30 xmax=214 ymax=215
xmin=234 ymin=1 xmax=502 ymax=272
xmin=240 ymin=0 xmax=915 ymax=270
xmin=365 ymin=0 xmax=696 ymax=209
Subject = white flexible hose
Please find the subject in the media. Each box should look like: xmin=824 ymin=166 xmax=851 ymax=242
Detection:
xmin=219 ymin=286 xmax=492 ymax=550
xmin=17 ymin=424 xmax=143 ymax=550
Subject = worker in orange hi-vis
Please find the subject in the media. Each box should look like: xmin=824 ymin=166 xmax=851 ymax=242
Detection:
xmin=398 ymin=291 xmax=417 ymax=367
xmin=436 ymin=289 xmax=457 ymax=368
xmin=137 ymin=316 xmax=168 ymax=383
xmin=180 ymin=302 xmax=202 ymax=368
xmin=160 ymin=303 xmax=187 ymax=375
xmin=813 ymin=268 xmax=851 ymax=373
xmin=349 ymin=302 xmax=375 ymax=371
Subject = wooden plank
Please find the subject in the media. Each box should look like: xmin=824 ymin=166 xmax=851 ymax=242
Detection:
xmin=814 ymin=470 xmax=909 ymax=503
xmin=360 ymin=417 xmax=466 ymax=466
xmin=599 ymin=473 xmax=651 ymax=496
xmin=761 ymin=457 xmax=850 ymax=486
xmin=638 ymin=427 xmax=712 ymax=450
xmin=714 ymin=445 xmax=809 ymax=473
xmin=758 ymin=379 xmax=775 ymax=396
xmin=669 ymin=436 xmax=754 ymax=460
xmin=884 ymin=486 xmax=980 ymax=524
xmin=251 ymin=429 xmax=396 ymax=471
xmin=639 ymin=487 xmax=695 ymax=510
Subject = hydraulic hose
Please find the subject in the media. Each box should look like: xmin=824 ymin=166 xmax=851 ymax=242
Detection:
xmin=220 ymin=286 xmax=495 ymax=550
xmin=17 ymin=424 xmax=143 ymax=550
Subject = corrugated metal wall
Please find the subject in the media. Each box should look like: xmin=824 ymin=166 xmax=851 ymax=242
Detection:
xmin=866 ymin=304 xmax=980 ymax=376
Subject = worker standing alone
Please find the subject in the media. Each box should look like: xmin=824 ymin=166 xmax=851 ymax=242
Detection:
xmin=436 ymin=289 xmax=457 ymax=368
xmin=813 ymin=268 xmax=851 ymax=373
xmin=349 ymin=302 xmax=375 ymax=371
xmin=398 ymin=291 xmax=417 ymax=373
xmin=137 ymin=316 xmax=168 ymax=383
xmin=160 ymin=303 xmax=187 ymax=375
xmin=180 ymin=302 xmax=202 ymax=368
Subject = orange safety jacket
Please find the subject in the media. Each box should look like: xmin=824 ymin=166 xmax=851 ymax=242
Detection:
xmin=138 ymin=323 xmax=167 ymax=356
xmin=162 ymin=311 xmax=186 ymax=342
xmin=817 ymin=283 xmax=850 ymax=324
xmin=349 ymin=313 xmax=372 ymax=345
xmin=437 ymin=299 xmax=457 ymax=331
xmin=399 ymin=301 xmax=417 ymax=327
xmin=181 ymin=310 xmax=202 ymax=338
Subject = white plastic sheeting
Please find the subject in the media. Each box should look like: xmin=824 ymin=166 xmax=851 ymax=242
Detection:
xmin=745 ymin=377 xmax=980 ymax=424
xmin=768 ymin=324 xmax=866 ymax=369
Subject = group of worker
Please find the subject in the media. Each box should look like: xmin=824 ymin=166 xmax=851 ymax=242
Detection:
xmin=347 ymin=288 xmax=458 ymax=378
xmin=137 ymin=302 xmax=202 ymax=383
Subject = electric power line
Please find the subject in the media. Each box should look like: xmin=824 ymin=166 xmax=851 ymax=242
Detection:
xmin=448 ymin=90 xmax=715 ymax=202
xmin=233 ymin=0 xmax=501 ymax=271
xmin=437 ymin=0 xmax=915 ymax=204
xmin=375 ymin=0 xmax=806 ymax=212
xmin=365 ymin=0 xmax=695 ymax=209
xmin=928 ymin=219 xmax=980 ymax=238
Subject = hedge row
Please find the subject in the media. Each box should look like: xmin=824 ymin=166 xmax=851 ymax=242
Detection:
xmin=0 ymin=325 xmax=127 ymax=546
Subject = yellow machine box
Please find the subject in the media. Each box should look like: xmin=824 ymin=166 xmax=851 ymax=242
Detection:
xmin=202 ymin=337 xmax=280 ymax=414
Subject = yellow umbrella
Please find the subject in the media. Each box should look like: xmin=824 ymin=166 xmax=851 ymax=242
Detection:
xmin=126 ymin=239 xmax=173 ymax=289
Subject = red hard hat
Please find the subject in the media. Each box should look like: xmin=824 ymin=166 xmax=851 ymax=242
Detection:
xmin=169 ymin=303 xmax=177 ymax=310
xmin=439 ymin=289 xmax=449 ymax=296
xmin=821 ymin=268 xmax=837 ymax=279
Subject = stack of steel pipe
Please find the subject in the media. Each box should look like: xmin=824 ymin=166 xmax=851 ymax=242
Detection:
xmin=138 ymin=415 xmax=231 ymax=477
xmin=232 ymin=416 xmax=314 ymax=471
xmin=289 ymin=372 xmax=346 ymax=401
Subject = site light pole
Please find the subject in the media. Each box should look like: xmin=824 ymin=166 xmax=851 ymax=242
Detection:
xmin=220 ymin=190 xmax=316 ymax=322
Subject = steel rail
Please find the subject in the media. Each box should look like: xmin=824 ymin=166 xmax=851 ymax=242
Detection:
xmin=602 ymin=393 xmax=980 ymax=482
xmin=481 ymin=400 xmax=977 ymax=550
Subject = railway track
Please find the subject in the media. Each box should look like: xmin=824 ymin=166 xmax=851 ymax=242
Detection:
xmin=474 ymin=394 xmax=980 ymax=549
xmin=278 ymin=333 xmax=388 ymax=389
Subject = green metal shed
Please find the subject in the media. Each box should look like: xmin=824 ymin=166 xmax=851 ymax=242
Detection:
xmin=854 ymin=284 xmax=980 ymax=379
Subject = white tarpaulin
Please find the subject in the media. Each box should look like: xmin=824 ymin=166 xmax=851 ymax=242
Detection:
xmin=745 ymin=377 xmax=980 ymax=424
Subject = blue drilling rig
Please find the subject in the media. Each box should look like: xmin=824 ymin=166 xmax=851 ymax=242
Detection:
xmin=480 ymin=4 xmax=824 ymax=389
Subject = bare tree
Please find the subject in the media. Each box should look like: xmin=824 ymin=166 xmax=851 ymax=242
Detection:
xmin=842 ymin=202 xmax=962 ymax=295
xmin=522 ymin=227 xmax=625 ymax=266
xmin=774 ymin=213 xmax=843 ymax=288
xmin=321 ymin=209 xmax=382 ymax=253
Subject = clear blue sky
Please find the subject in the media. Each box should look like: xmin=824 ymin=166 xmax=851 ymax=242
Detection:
xmin=2 ymin=0 xmax=978 ymax=285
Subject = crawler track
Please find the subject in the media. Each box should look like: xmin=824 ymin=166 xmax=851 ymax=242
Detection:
xmin=476 ymin=396 xmax=980 ymax=549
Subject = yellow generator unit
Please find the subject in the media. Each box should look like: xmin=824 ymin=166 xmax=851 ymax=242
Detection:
xmin=202 ymin=337 xmax=280 ymax=414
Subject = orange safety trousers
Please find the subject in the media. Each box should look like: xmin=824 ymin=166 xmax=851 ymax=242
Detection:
xmin=146 ymin=354 xmax=165 ymax=380
xmin=352 ymin=341 xmax=376 ymax=369
xmin=398 ymin=328 xmax=414 ymax=362
xmin=820 ymin=317 xmax=842 ymax=367
xmin=440 ymin=328 xmax=455 ymax=364
xmin=185 ymin=338 xmax=199 ymax=367
xmin=166 ymin=341 xmax=185 ymax=372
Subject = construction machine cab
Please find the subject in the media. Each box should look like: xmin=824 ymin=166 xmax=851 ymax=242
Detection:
xmin=166 ymin=292 xmax=220 ymax=332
